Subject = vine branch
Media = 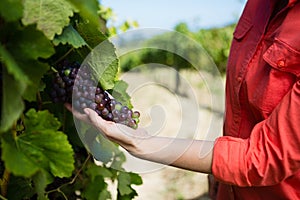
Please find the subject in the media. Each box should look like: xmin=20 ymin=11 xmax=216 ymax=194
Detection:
xmin=54 ymin=48 xmax=75 ymax=65
xmin=0 ymin=194 xmax=8 ymax=200
xmin=0 ymin=169 xmax=10 ymax=198
xmin=45 ymin=154 xmax=91 ymax=196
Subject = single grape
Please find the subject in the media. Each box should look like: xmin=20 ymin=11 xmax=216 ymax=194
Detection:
xmin=82 ymin=91 xmax=89 ymax=98
xmin=128 ymin=119 xmax=138 ymax=129
xmin=106 ymin=113 xmax=113 ymax=121
xmin=95 ymin=94 xmax=103 ymax=103
xmin=97 ymin=103 xmax=105 ymax=110
xmin=133 ymin=118 xmax=140 ymax=124
xmin=50 ymin=90 xmax=57 ymax=98
xmin=107 ymin=101 xmax=115 ymax=111
xmin=80 ymin=103 xmax=88 ymax=110
xmin=121 ymin=106 xmax=129 ymax=113
xmin=132 ymin=111 xmax=140 ymax=118
xmin=63 ymin=76 xmax=69 ymax=83
xmin=115 ymin=103 xmax=122 ymax=111
xmin=119 ymin=113 xmax=127 ymax=121
xmin=64 ymin=69 xmax=71 ymax=76
xmin=57 ymin=88 xmax=66 ymax=96
xmin=127 ymin=110 xmax=133 ymax=118
xmin=112 ymin=109 xmax=120 ymax=117
xmin=102 ymin=108 xmax=109 ymax=116
xmin=89 ymin=102 xmax=97 ymax=110
xmin=96 ymin=87 xmax=102 ymax=94
xmin=74 ymin=100 xmax=80 ymax=108
xmin=79 ymin=97 xmax=85 ymax=103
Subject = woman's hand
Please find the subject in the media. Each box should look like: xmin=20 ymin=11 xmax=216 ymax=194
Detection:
xmin=65 ymin=103 xmax=214 ymax=173
xmin=64 ymin=103 xmax=149 ymax=155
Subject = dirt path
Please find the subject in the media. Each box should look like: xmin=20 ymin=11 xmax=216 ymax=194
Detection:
xmin=118 ymin=68 xmax=225 ymax=200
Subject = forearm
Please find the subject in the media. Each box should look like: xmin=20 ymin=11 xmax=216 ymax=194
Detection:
xmin=132 ymin=136 xmax=214 ymax=173
xmin=69 ymin=106 xmax=215 ymax=174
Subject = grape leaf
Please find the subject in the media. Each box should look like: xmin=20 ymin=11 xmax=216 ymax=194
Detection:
xmin=117 ymin=171 xmax=142 ymax=199
xmin=0 ymin=0 xmax=23 ymax=21
xmin=32 ymin=170 xmax=51 ymax=200
xmin=110 ymin=80 xmax=132 ymax=108
xmin=86 ymin=40 xmax=119 ymax=90
xmin=6 ymin=176 xmax=35 ymax=200
xmin=82 ymin=175 xmax=110 ymax=200
xmin=86 ymin=164 xmax=113 ymax=179
xmin=22 ymin=0 xmax=77 ymax=40
xmin=128 ymin=172 xmax=143 ymax=185
xmin=98 ymin=189 xmax=111 ymax=200
xmin=7 ymin=26 xmax=55 ymax=61
xmin=76 ymin=18 xmax=107 ymax=48
xmin=0 ymin=69 xmax=26 ymax=133
xmin=69 ymin=0 xmax=104 ymax=34
xmin=117 ymin=172 xmax=137 ymax=196
xmin=1 ymin=133 xmax=39 ymax=177
xmin=110 ymin=150 xmax=126 ymax=170
xmin=24 ymin=109 xmax=61 ymax=132
xmin=0 ymin=44 xmax=29 ymax=84
xmin=53 ymin=25 xmax=87 ymax=48
xmin=21 ymin=60 xmax=50 ymax=102
xmin=1 ymin=109 xmax=74 ymax=178
xmin=3 ymin=25 xmax=54 ymax=101
xmin=83 ymin=128 xmax=115 ymax=164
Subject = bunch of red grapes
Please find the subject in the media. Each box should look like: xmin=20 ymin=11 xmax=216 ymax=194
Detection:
xmin=49 ymin=61 xmax=140 ymax=129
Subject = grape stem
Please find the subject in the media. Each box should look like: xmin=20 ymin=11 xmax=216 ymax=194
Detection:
xmin=0 ymin=195 xmax=8 ymax=200
xmin=50 ymin=66 xmax=58 ymax=73
xmin=36 ymin=92 xmax=43 ymax=110
xmin=54 ymin=47 xmax=74 ymax=65
xmin=0 ymin=168 xmax=10 ymax=198
xmin=0 ymin=121 xmax=17 ymax=196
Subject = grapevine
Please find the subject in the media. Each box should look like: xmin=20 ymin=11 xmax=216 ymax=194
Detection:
xmin=0 ymin=0 xmax=143 ymax=199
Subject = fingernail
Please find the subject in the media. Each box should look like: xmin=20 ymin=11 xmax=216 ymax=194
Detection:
xmin=84 ymin=109 xmax=89 ymax=115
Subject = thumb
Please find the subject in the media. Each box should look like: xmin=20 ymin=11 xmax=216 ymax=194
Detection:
xmin=83 ymin=108 xmax=108 ymax=129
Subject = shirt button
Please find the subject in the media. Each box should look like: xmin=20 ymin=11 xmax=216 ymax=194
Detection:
xmin=277 ymin=60 xmax=285 ymax=68
xmin=237 ymin=77 xmax=242 ymax=82
xmin=234 ymin=118 xmax=239 ymax=124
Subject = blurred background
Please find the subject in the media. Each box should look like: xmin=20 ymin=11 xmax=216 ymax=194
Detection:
xmin=98 ymin=1 xmax=247 ymax=199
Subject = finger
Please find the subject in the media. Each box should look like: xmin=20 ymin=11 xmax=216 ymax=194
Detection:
xmin=64 ymin=103 xmax=72 ymax=112
xmin=64 ymin=103 xmax=91 ymax=123
xmin=84 ymin=108 xmax=112 ymax=131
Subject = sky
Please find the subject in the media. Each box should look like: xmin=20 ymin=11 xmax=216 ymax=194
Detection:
xmin=101 ymin=0 xmax=247 ymax=30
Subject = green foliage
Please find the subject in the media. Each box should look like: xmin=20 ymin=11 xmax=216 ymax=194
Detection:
xmin=53 ymin=25 xmax=87 ymax=48
xmin=117 ymin=171 xmax=143 ymax=198
xmin=110 ymin=80 xmax=133 ymax=108
xmin=87 ymin=41 xmax=119 ymax=90
xmin=2 ymin=109 xmax=74 ymax=178
xmin=0 ymin=68 xmax=26 ymax=133
xmin=22 ymin=0 xmax=77 ymax=40
xmin=120 ymin=22 xmax=235 ymax=75
xmin=0 ymin=1 xmax=142 ymax=199
xmin=193 ymin=24 xmax=235 ymax=74
xmin=0 ymin=0 xmax=23 ymax=22
xmin=98 ymin=5 xmax=139 ymax=36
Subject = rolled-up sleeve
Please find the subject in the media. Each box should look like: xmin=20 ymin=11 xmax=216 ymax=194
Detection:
xmin=212 ymin=79 xmax=300 ymax=186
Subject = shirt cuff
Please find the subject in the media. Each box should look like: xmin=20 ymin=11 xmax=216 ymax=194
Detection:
xmin=212 ymin=136 xmax=250 ymax=186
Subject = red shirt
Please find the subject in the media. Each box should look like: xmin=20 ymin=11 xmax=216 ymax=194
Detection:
xmin=212 ymin=0 xmax=300 ymax=199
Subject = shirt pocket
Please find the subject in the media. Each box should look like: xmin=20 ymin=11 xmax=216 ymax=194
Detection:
xmin=227 ymin=17 xmax=253 ymax=74
xmin=250 ymin=39 xmax=299 ymax=118
xmin=233 ymin=17 xmax=253 ymax=41
xmin=263 ymin=38 xmax=300 ymax=77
